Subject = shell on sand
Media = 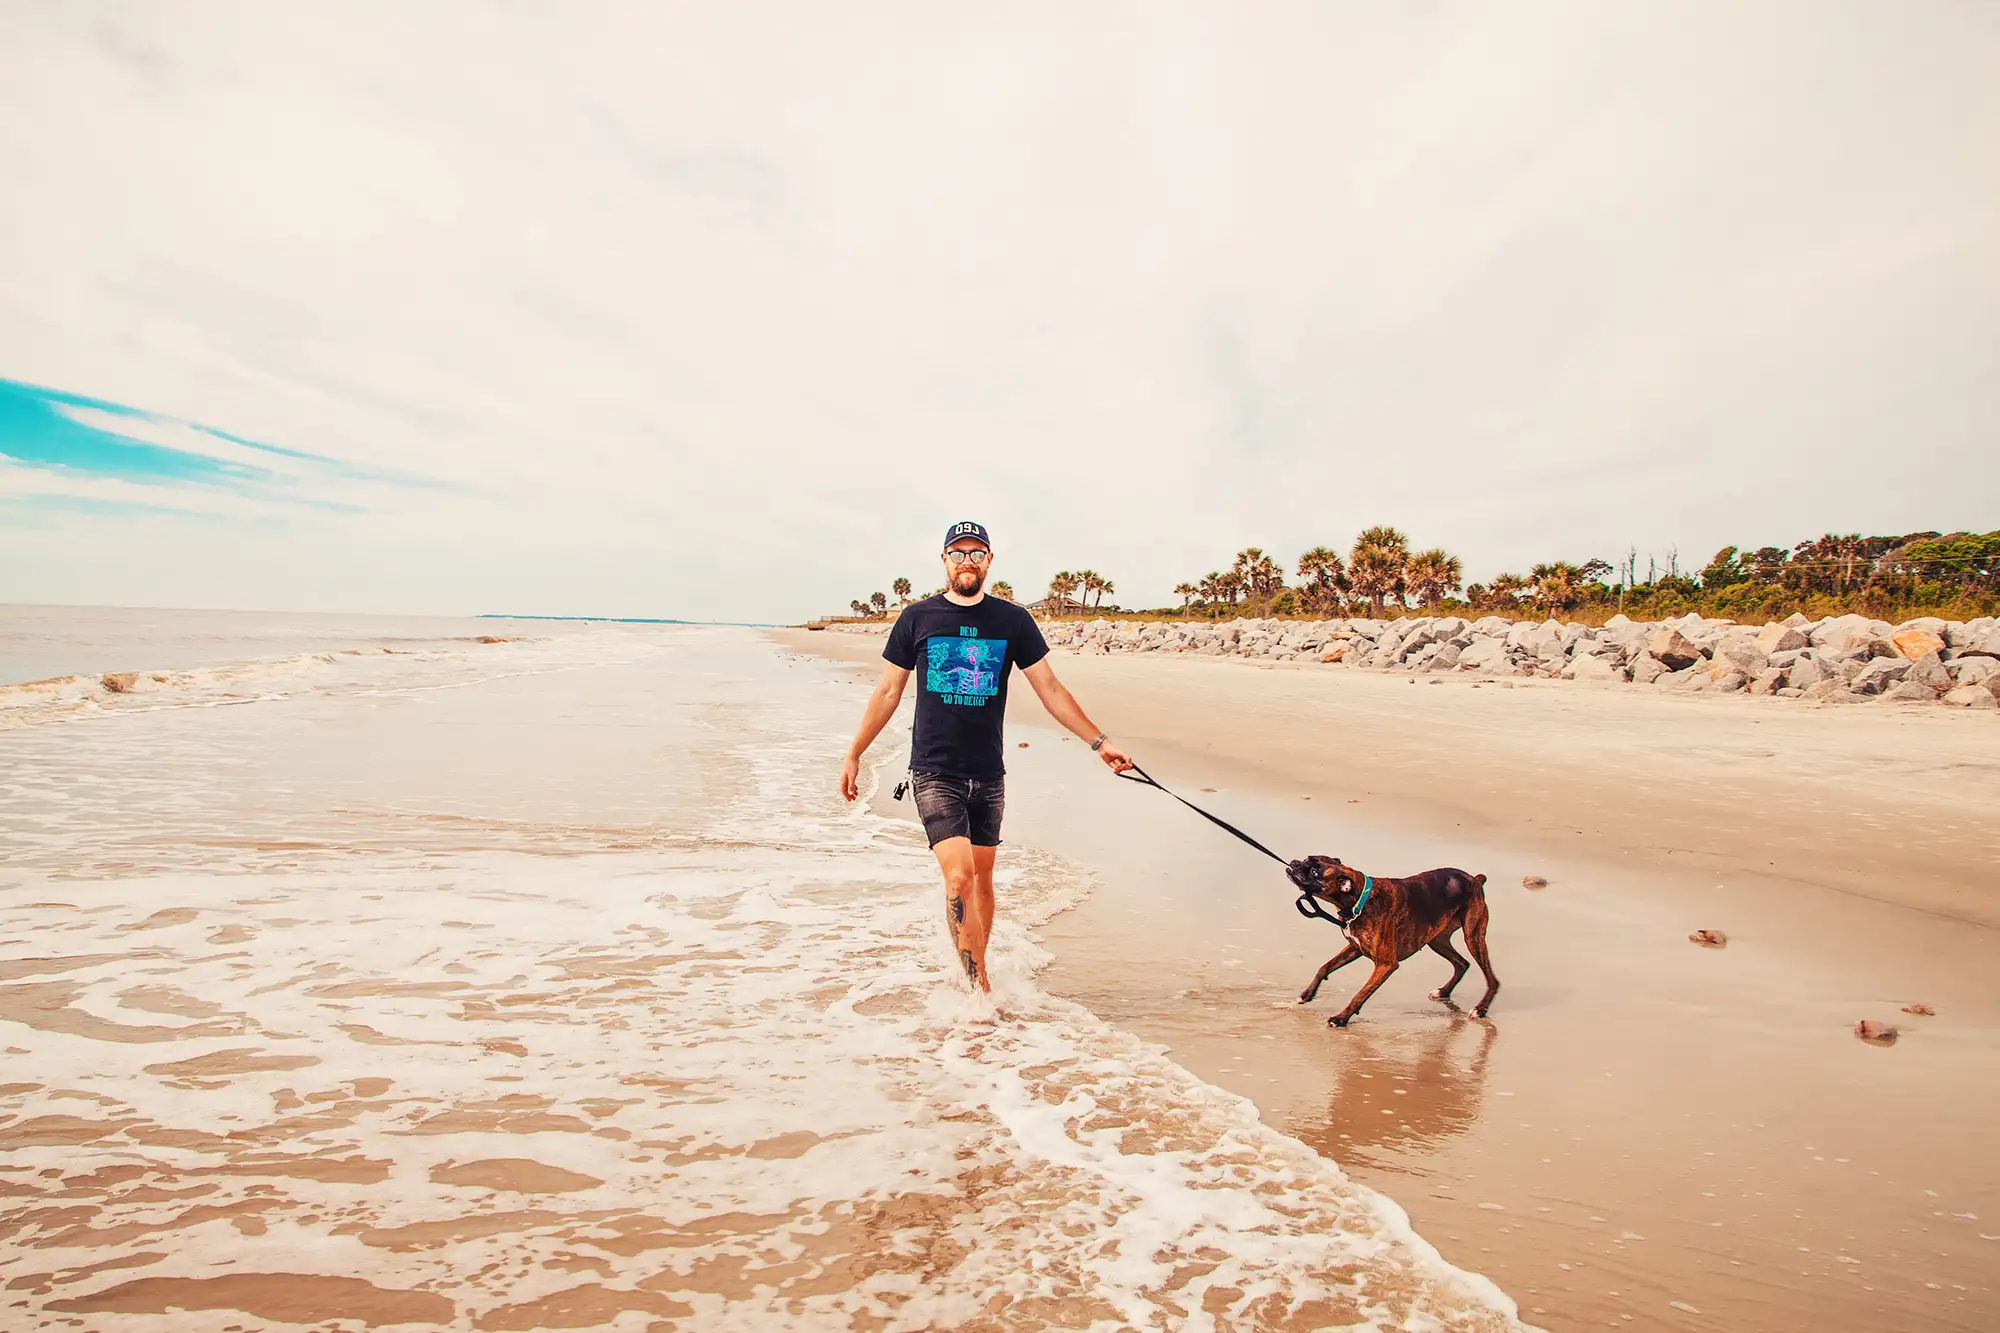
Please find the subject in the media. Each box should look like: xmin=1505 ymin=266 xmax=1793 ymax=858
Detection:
xmin=1854 ymin=1020 xmax=1899 ymax=1045
xmin=1522 ymin=875 xmax=1549 ymax=890
xmin=1688 ymin=929 xmax=1728 ymax=947
xmin=1900 ymin=1004 xmax=1936 ymax=1016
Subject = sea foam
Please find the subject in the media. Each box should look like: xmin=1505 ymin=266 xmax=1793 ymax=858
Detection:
xmin=0 ymin=625 xmax=1529 ymax=1330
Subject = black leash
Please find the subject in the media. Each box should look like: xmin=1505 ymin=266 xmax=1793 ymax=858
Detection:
xmin=1115 ymin=761 xmax=1354 ymax=928
xmin=1116 ymin=762 xmax=1289 ymax=865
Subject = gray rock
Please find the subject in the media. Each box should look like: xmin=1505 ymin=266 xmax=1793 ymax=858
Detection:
xmin=1948 ymin=657 xmax=1999 ymax=687
xmin=1658 ymin=664 xmax=1705 ymax=690
xmin=1755 ymin=623 xmax=1809 ymax=654
xmin=1943 ymin=685 xmax=1999 ymax=709
xmin=1786 ymin=655 xmax=1827 ymax=690
xmin=1776 ymin=686 xmax=1805 ymax=697
xmin=1713 ymin=639 xmax=1770 ymax=674
xmin=1648 ymin=629 xmax=1703 ymax=670
xmin=1460 ymin=637 xmax=1507 ymax=671
xmin=1803 ymin=678 xmax=1861 ymax=703
xmin=1748 ymin=667 xmax=1787 ymax=695
xmin=1906 ymin=651 xmax=1954 ymax=692
xmin=1878 ymin=679 xmax=1939 ymax=703
xmin=1851 ymin=657 xmax=1911 ymax=694
xmin=1630 ymin=655 xmax=1668 ymax=686
xmin=1563 ymin=653 xmax=1622 ymax=683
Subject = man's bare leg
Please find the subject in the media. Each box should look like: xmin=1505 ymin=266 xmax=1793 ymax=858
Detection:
xmin=933 ymin=837 xmax=997 ymax=993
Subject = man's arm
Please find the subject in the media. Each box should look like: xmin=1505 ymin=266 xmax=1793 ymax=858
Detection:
xmin=1020 ymin=659 xmax=1134 ymax=773
xmin=841 ymin=662 xmax=913 ymax=801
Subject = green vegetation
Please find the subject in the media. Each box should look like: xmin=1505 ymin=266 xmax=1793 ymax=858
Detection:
xmin=822 ymin=528 xmax=1999 ymax=626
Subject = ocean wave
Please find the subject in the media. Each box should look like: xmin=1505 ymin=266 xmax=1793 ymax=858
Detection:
xmin=0 ymin=639 xmax=551 ymax=731
xmin=0 ymin=630 xmax=1528 ymax=1330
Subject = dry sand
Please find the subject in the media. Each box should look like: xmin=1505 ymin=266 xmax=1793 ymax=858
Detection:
xmin=780 ymin=627 xmax=2000 ymax=1333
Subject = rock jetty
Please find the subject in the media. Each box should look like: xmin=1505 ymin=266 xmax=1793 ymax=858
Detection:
xmin=827 ymin=611 xmax=2000 ymax=709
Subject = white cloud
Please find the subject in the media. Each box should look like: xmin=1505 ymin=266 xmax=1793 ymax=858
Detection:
xmin=0 ymin=0 xmax=1995 ymax=618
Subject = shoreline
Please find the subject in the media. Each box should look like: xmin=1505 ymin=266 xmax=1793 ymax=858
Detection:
xmin=778 ymin=626 xmax=2000 ymax=1333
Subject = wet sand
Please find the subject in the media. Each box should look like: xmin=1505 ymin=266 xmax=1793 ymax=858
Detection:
xmin=782 ymin=628 xmax=2000 ymax=1333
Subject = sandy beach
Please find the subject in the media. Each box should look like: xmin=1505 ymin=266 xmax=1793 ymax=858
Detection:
xmin=782 ymin=626 xmax=2000 ymax=1333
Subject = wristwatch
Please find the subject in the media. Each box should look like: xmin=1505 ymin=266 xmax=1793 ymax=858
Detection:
xmin=1089 ymin=734 xmax=1109 ymax=751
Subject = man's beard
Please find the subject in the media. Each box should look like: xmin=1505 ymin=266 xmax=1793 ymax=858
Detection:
xmin=951 ymin=566 xmax=986 ymax=595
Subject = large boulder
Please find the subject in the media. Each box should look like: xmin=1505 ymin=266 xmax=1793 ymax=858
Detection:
xmin=1879 ymin=679 xmax=1940 ymax=704
xmin=1906 ymin=651 xmax=1954 ymax=692
xmin=1785 ymin=655 xmax=1827 ymax=690
xmin=1748 ymin=667 xmax=1788 ymax=695
xmin=1957 ymin=620 xmax=2000 ymax=658
xmin=1804 ymin=677 xmax=1857 ymax=702
xmin=1892 ymin=629 xmax=1948 ymax=662
xmin=1852 ymin=657 xmax=1912 ymax=694
xmin=1630 ymin=655 xmax=1668 ymax=685
xmin=1712 ymin=639 xmax=1770 ymax=674
xmin=1562 ymin=653 xmax=1623 ymax=683
xmin=1426 ymin=643 xmax=1464 ymax=672
xmin=1755 ymin=623 xmax=1809 ymax=655
xmin=1648 ymin=629 xmax=1704 ymax=670
xmin=1944 ymin=685 xmax=1999 ymax=709
xmin=1459 ymin=637 xmax=1507 ymax=671
xmin=1948 ymin=656 xmax=2000 ymax=687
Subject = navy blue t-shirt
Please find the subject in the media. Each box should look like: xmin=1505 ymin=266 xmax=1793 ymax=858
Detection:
xmin=883 ymin=594 xmax=1049 ymax=778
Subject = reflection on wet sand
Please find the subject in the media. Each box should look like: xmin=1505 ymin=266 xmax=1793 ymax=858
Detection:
xmin=1289 ymin=1016 xmax=1496 ymax=1169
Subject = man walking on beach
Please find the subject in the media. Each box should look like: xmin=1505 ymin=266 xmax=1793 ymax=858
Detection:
xmin=841 ymin=521 xmax=1133 ymax=992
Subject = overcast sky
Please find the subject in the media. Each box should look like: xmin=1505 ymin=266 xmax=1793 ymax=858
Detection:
xmin=2 ymin=1 xmax=1995 ymax=621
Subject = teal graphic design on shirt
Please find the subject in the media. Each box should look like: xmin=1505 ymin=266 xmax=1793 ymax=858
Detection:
xmin=927 ymin=634 xmax=1005 ymax=707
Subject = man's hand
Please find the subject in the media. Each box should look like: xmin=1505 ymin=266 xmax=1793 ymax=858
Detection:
xmin=1097 ymin=742 xmax=1135 ymax=774
xmin=840 ymin=753 xmax=861 ymax=802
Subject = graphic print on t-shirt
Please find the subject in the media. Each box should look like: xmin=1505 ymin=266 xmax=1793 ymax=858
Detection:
xmin=926 ymin=632 xmax=1006 ymax=707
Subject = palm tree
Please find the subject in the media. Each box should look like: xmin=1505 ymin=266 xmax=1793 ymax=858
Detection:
xmin=870 ymin=591 xmax=888 ymax=616
xmin=849 ymin=599 xmax=869 ymax=618
xmin=1095 ymin=578 xmax=1115 ymax=610
xmin=991 ymin=581 xmax=1014 ymax=601
xmin=1199 ymin=571 xmax=1223 ymax=606
xmin=1075 ymin=570 xmax=1103 ymax=611
xmin=1348 ymin=527 xmax=1410 ymax=614
xmin=1046 ymin=571 xmax=1081 ymax=616
xmin=1296 ymin=546 xmax=1346 ymax=613
xmin=1404 ymin=549 xmax=1464 ymax=608
xmin=1218 ymin=570 xmax=1246 ymax=608
xmin=1482 ymin=572 xmax=1530 ymax=612
xmin=892 ymin=577 xmax=912 ymax=605
xmin=1529 ymin=562 xmax=1582 ymax=615
xmin=1174 ymin=582 xmax=1196 ymax=610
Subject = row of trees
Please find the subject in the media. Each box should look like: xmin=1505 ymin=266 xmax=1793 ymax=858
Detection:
xmin=1173 ymin=529 xmax=1466 ymax=618
xmin=843 ymin=576 xmax=1016 ymax=618
xmin=1455 ymin=529 xmax=1999 ymax=620
xmin=1042 ymin=569 xmax=1115 ymax=615
xmin=831 ymin=527 xmax=1997 ymax=624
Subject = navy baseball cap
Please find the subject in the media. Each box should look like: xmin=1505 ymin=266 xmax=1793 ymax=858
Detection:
xmin=942 ymin=520 xmax=991 ymax=550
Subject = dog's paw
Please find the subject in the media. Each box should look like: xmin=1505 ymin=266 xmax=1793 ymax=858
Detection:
xmin=1297 ymin=992 xmax=1316 ymax=1005
xmin=1473 ymin=1006 xmax=1490 ymax=1018
xmin=1428 ymin=987 xmax=1451 ymax=1001
xmin=1328 ymin=1014 xmax=1351 ymax=1028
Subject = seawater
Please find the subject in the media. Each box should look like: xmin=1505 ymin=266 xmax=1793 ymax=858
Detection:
xmin=0 ymin=611 xmax=1528 ymax=1331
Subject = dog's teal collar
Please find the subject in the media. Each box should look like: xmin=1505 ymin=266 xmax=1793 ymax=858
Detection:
xmin=1333 ymin=875 xmax=1375 ymax=928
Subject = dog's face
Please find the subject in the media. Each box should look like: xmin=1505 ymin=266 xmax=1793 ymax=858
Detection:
xmin=1287 ymin=854 xmax=1364 ymax=906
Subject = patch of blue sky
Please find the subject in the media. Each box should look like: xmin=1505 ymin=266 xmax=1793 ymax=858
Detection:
xmin=0 ymin=376 xmax=436 ymax=496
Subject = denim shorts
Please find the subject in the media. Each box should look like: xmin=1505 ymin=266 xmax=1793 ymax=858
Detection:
xmin=910 ymin=772 xmax=1006 ymax=848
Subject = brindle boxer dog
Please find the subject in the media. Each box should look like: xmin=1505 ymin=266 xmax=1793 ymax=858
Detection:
xmin=1286 ymin=855 xmax=1499 ymax=1027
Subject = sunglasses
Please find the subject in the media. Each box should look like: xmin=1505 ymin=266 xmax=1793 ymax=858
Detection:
xmin=944 ymin=550 xmax=991 ymax=566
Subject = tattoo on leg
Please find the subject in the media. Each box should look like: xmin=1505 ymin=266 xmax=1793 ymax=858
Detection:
xmin=960 ymin=948 xmax=978 ymax=985
xmin=949 ymin=895 xmax=965 ymax=925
